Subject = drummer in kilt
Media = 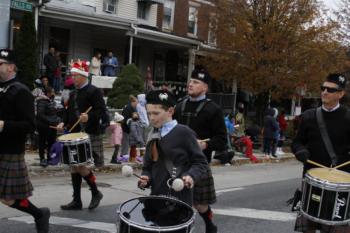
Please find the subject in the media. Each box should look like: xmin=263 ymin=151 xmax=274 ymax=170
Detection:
xmin=0 ymin=49 xmax=50 ymax=233
xmin=138 ymin=89 xmax=209 ymax=205
xmin=174 ymin=66 xmax=227 ymax=233
xmin=57 ymin=60 xmax=105 ymax=210
xmin=292 ymin=73 xmax=350 ymax=233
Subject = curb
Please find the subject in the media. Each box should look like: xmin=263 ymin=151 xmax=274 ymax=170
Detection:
xmin=27 ymin=155 xmax=296 ymax=176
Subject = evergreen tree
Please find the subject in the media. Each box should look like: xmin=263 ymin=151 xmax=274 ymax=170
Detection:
xmin=107 ymin=64 xmax=144 ymax=108
xmin=14 ymin=12 xmax=38 ymax=88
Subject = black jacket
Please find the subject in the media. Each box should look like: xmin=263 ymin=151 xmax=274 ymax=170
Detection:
xmin=174 ymin=98 xmax=227 ymax=162
xmin=36 ymin=96 xmax=60 ymax=129
xmin=291 ymin=106 xmax=350 ymax=173
xmin=43 ymin=53 xmax=58 ymax=73
xmin=0 ymin=78 xmax=35 ymax=154
xmin=63 ymin=84 xmax=106 ymax=135
xmin=142 ymin=125 xmax=208 ymax=205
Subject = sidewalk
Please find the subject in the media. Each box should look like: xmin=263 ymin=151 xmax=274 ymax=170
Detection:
xmin=24 ymin=146 xmax=296 ymax=176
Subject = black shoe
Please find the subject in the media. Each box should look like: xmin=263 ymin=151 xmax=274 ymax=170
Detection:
xmin=88 ymin=191 xmax=103 ymax=210
xmin=60 ymin=200 xmax=82 ymax=210
xmin=35 ymin=207 xmax=50 ymax=233
xmin=40 ymin=159 xmax=47 ymax=167
xmin=110 ymin=158 xmax=121 ymax=164
xmin=206 ymin=223 xmax=218 ymax=233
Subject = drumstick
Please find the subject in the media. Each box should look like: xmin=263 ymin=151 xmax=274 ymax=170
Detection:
xmin=49 ymin=126 xmax=58 ymax=129
xmin=199 ymin=138 xmax=210 ymax=142
xmin=306 ymin=159 xmax=328 ymax=169
xmin=333 ymin=161 xmax=350 ymax=170
xmin=69 ymin=106 xmax=92 ymax=133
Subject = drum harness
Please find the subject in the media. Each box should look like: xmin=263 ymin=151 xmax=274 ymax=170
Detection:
xmin=316 ymin=107 xmax=338 ymax=167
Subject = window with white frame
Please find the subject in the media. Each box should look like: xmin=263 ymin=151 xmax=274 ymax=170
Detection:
xmin=103 ymin=0 xmax=117 ymax=14
xmin=137 ymin=2 xmax=150 ymax=20
xmin=188 ymin=6 xmax=198 ymax=35
xmin=163 ymin=0 xmax=175 ymax=30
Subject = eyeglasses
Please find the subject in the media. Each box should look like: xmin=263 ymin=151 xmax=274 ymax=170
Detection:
xmin=320 ymin=85 xmax=341 ymax=93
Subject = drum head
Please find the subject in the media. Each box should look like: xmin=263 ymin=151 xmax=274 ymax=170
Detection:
xmin=118 ymin=196 xmax=194 ymax=229
xmin=307 ymin=168 xmax=350 ymax=183
xmin=58 ymin=132 xmax=89 ymax=143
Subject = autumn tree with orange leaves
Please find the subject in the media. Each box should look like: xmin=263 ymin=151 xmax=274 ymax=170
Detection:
xmin=204 ymin=0 xmax=347 ymax=101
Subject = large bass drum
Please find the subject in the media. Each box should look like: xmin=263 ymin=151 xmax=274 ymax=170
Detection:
xmin=301 ymin=168 xmax=350 ymax=225
xmin=116 ymin=196 xmax=195 ymax=233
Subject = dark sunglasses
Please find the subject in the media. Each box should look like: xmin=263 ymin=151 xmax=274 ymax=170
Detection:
xmin=320 ymin=85 xmax=341 ymax=93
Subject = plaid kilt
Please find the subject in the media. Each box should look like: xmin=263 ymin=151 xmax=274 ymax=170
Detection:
xmin=0 ymin=153 xmax=33 ymax=200
xmin=193 ymin=168 xmax=216 ymax=205
xmin=295 ymin=212 xmax=350 ymax=233
xmin=89 ymin=134 xmax=104 ymax=168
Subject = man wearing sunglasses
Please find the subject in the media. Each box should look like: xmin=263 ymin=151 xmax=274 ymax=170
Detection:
xmin=0 ymin=49 xmax=50 ymax=233
xmin=292 ymin=73 xmax=350 ymax=233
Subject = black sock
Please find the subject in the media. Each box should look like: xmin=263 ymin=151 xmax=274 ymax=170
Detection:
xmin=83 ymin=172 xmax=98 ymax=195
xmin=111 ymin=145 xmax=119 ymax=160
xmin=71 ymin=173 xmax=82 ymax=203
xmin=10 ymin=199 xmax=43 ymax=219
xmin=199 ymin=206 xmax=214 ymax=226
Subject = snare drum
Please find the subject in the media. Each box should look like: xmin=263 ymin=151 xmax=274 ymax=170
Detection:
xmin=301 ymin=168 xmax=350 ymax=225
xmin=57 ymin=132 xmax=93 ymax=165
xmin=116 ymin=196 xmax=195 ymax=233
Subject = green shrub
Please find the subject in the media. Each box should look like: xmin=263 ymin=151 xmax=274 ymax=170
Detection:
xmin=14 ymin=12 xmax=38 ymax=88
xmin=107 ymin=64 xmax=144 ymax=108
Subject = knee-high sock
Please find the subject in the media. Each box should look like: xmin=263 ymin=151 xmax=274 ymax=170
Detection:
xmin=199 ymin=205 xmax=214 ymax=226
xmin=71 ymin=173 xmax=82 ymax=202
xmin=10 ymin=199 xmax=43 ymax=219
xmin=83 ymin=172 xmax=98 ymax=195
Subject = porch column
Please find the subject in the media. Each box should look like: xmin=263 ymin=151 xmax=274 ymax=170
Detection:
xmin=187 ymin=48 xmax=195 ymax=81
xmin=0 ymin=0 xmax=11 ymax=48
xmin=128 ymin=36 xmax=133 ymax=64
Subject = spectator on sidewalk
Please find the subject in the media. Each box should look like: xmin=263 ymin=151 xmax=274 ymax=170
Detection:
xmin=35 ymin=86 xmax=60 ymax=167
xmin=262 ymin=108 xmax=279 ymax=158
xmin=109 ymin=112 xmax=123 ymax=164
xmin=136 ymin=93 xmax=149 ymax=142
xmin=277 ymin=109 xmax=288 ymax=155
xmin=235 ymin=103 xmax=245 ymax=137
xmin=128 ymin=112 xmax=145 ymax=162
xmin=120 ymin=95 xmax=138 ymax=157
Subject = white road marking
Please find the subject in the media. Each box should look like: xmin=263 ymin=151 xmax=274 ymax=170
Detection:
xmin=9 ymin=215 xmax=117 ymax=233
xmin=216 ymin=187 xmax=244 ymax=194
xmin=213 ymin=208 xmax=297 ymax=222
xmin=8 ymin=207 xmax=296 ymax=232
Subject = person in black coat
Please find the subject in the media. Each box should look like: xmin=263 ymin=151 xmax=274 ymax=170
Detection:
xmin=57 ymin=61 xmax=104 ymax=211
xmin=36 ymin=86 xmax=60 ymax=166
xmin=174 ymin=67 xmax=225 ymax=233
xmin=0 ymin=49 xmax=50 ymax=233
xmin=292 ymin=73 xmax=350 ymax=233
xmin=120 ymin=95 xmax=138 ymax=156
xmin=138 ymin=89 xmax=208 ymax=205
xmin=43 ymin=47 xmax=58 ymax=87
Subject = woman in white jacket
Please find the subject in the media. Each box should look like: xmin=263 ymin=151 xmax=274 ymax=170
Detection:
xmin=89 ymin=52 xmax=102 ymax=76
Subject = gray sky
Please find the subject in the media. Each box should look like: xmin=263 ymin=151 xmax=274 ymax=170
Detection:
xmin=322 ymin=0 xmax=340 ymax=10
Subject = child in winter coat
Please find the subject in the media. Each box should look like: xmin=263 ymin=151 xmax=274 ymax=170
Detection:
xmin=109 ymin=112 xmax=124 ymax=164
xmin=129 ymin=112 xmax=145 ymax=162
